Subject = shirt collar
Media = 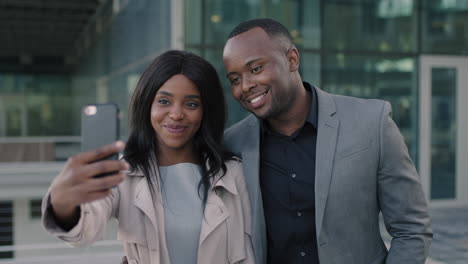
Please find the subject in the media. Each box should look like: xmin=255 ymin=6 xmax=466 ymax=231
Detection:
xmin=304 ymin=82 xmax=318 ymax=128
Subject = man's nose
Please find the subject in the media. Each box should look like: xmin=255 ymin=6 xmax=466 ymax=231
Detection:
xmin=241 ymin=75 xmax=256 ymax=93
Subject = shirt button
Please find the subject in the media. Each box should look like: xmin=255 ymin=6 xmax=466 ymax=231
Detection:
xmin=297 ymin=211 xmax=302 ymax=217
xmin=291 ymin=173 xmax=296 ymax=178
xmin=300 ymin=251 xmax=306 ymax=257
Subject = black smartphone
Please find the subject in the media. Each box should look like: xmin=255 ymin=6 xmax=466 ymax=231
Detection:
xmin=81 ymin=103 xmax=120 ymax=177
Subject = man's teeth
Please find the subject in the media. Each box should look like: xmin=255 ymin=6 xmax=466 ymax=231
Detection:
xmin=250 ymin=93 xmax=266 ymax=103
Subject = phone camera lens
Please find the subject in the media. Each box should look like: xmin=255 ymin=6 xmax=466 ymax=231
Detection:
xmin=84 ymin=105 xmax=97 ymax=116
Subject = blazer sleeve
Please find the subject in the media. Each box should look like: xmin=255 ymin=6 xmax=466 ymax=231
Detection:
xmin=377 ymin=102 xmax=433 ymax=264
xmin=41 ymin=186 xmax=120 ymax=247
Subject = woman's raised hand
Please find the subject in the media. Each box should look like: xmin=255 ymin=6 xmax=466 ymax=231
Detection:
xmin=49 ymin=141 xmax=129 ymax=229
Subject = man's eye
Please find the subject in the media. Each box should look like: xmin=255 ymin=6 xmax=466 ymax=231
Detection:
xmin=230 ymin=77 xmax=239 ymax=84
xmin=252 ymin=65 xmax=263 ymax=73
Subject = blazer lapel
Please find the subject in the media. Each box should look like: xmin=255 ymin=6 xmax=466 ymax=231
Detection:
xmin=314 ymin=87 xmax=339 ymax=236
xmin=241 ymin=117 xmax=263 ymax=233
xmin=239 ymin=116 xmax=268 ymax=262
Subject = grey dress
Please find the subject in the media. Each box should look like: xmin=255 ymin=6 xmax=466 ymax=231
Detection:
xmin=159 ymin=163 xmax=204 ymax=264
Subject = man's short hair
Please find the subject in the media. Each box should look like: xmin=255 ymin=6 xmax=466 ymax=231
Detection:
xmin=227 ymin=18 xmax=294 ymax=45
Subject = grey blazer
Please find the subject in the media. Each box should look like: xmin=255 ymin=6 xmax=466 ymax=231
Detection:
xmin=224 ymin=86 xmax=432 ymax=264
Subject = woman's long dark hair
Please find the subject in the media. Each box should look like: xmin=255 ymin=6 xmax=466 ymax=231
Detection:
xmin=123 ymin=50 xmax=232 ymax=206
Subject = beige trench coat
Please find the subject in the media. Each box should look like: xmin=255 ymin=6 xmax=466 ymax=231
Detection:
xmin=42 ymin=159 xmax=255 ymax=264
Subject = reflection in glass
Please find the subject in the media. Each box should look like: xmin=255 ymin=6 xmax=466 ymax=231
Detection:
xmin=186 ymin=0 xmax=320 ymax=49
xmin=324 ymin=0 xmax=417 ymax=52
xmin=300 ymin=53 xmax=321 ymax=87
xmin=300 ymin=0 xmax=321 ymax=49
xmin=2 ymin=97 xmax=23 ymax=136
xmin=0 ymin=75 xmax=73 ymax=137
xmin=184 ymin=0 xmax=202 ymax=45
xmin=203 ymin=0 xmax=259 ymax=46
xmin=422 ymin=0 xmax=468 ymax=54
xmin=430 ymin=68 xmax=456 ymax=199
xmin=323 ymin=55 xmax=418 ymax=161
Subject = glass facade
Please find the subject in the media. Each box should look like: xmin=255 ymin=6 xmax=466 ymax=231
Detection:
xmin=0 ymin=0 xmax=465 ymax=179
xmin=184 ymin=0 xmax=447 ymax=162
xmin=183 ymin=1 xmax=466 ymax=199
xmin=70 ymin=0 xmax=171 ymax=138
xmin=0 ymin=0 xmax=171 ymax=162
xmin=0 ymin=1 xmax=172 ymax=260
xmin=323 ymin=54 xmax=418 ymax=158
xmin=185 ymin=0 xmax=322 ymax=124
xmin=422 ymin=0 xmax=468 ymax=54
xmin=0 ymin=75 xmax=73 ymax=137
xmin=430 ymin=67 xmax=456 ymax=199
xmin=324 ymin=0 xmax=417 ymax=53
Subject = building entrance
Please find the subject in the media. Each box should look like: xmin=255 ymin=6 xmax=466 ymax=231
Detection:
xmin=419 ymin=55 xmax=468 ymax=205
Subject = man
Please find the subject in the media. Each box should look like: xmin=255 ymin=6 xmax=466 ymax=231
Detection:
xmin=223 ymin=18 xmax=432 ymax=264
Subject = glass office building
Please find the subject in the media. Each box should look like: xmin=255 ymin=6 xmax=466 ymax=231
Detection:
xmin=0 ymin=0 xmax=467 ymax=262
xmin=183 ymin=0 xmax=468 ymax=204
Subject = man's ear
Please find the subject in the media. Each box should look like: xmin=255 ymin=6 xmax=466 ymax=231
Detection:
xmin=287 ymin=47 xmax=300 ymax=72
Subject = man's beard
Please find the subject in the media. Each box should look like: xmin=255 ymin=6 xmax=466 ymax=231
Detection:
xmin=252 ymin=89 xmax=296 ymax=120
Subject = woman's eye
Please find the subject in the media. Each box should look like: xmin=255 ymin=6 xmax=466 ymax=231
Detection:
xmin=186 ymin=102 xmax=199 ymax=108
xmin=158 ymin=99 xmax=169 ymax=105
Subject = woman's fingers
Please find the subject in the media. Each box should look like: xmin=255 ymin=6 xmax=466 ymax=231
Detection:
xmin=77 ymin=159 xmax=129 ymax=179
xmin=84 ymin=172 xmax=127 ymax=192
xmin=52 ymin=172 xmax=126 ymax=209
xmin=50 ymin=142 xmax=129 ymax=208
xmin=66 ymin=141 xmax=126 ymax=167
xmin=49 ymin=140 xmax=129 ymax=213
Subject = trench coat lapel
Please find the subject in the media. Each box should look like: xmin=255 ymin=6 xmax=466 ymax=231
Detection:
xmin=133 ymin=176 xmax=160 ymax=250
xmin=199 ymin=193 xmax=230 ymax=244
xmin=199 ymin=164 xmax=242 ymax=244
xmin=314 ymin=87 xmax=339 ymax=237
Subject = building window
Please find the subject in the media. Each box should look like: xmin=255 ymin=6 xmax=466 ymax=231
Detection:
xmin=323 ymin=0 xmax=417 ymax=52
xmin=421 ymin=0 xmax=468 ymax=54
xmin=0 ymin=201 xmax=13 ymax=259
xmin=30 ymin=199 xmax=42 ymax=219
xmin=0 ymin=74 xmax=75 ymax=137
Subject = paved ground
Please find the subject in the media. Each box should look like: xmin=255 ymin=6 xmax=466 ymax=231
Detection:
xmin=427 ymin=205 xmax=468 ymax=263
xmin=381 ymin=205 xmax=468 ymax=264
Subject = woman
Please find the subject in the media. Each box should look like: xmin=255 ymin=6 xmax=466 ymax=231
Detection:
xmin=42 ymin=50 xmax=255 ymax=264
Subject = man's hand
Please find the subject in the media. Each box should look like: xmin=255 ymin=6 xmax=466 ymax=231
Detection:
xmin=49 ymin=141 xmax=129 ymax=228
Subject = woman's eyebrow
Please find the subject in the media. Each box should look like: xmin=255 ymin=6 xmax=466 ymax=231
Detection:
xmin=156 ymin=91 xmax=172 ymax=96
xmin=185 ymin=95 xmax=201 ymax=99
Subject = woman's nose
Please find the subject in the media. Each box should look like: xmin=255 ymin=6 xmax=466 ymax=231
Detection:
xmin=168 ymin=106 xmax=184 ymax=120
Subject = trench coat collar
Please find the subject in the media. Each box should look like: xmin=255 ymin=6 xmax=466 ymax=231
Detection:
xmin=126 ymin=159 xmax=238 ymax=247
xmin=127 ymin=160 xmax=239 ymax=196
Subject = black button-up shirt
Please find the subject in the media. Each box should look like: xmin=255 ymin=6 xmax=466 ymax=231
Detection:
xmin=260 ymin=82 xmax=319 ymax=264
